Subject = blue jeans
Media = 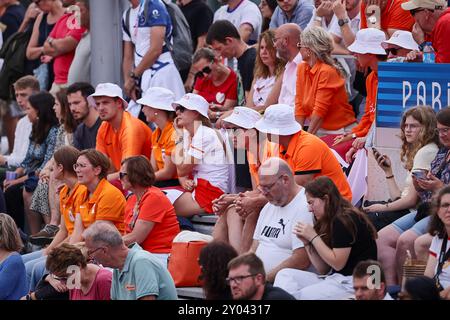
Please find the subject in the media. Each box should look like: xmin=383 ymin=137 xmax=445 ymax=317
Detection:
xmin=22 ymin=250 xmax=47 ymax=291
xmin=392 ymin=212 xmax=431 ymax=235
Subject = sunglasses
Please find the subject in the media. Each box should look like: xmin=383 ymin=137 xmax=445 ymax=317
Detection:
xmin=119 ymin=172 xmax=127 ymax=180
xmin=175 ymin=105 xmax=186 ymax=113
xmin=386 ymin=48 xmax=398 ymax=55
xmin=195 ymin=64 xmax=213 ymax=79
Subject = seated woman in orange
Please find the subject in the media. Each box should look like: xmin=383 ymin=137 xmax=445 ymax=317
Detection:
xmin=119 ymin=156 xmax=180 ymax=267
xmin=73 ymin=149 xmax=126 ymax=234
xmin=137 ymin=87 xmax=179 ymax=188
xmin=295 ymin=26 xmax=356 ymax=137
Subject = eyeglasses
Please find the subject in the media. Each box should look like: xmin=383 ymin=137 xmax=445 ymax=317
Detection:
xmin=119 ymin=172 xmax=128 ymax=180
xmin=87 ymin=246 xmax=105 ymax=257
xmin=51 ymin=274 xmax=68 ymax=282
xmin=435 ymin=127 xmax=450 ymax=135
xmin=73 ymin=163 xmax=90 ymax=170
xmin=386 ymin=48 xmax=398 ymax=56
xmin=257 ymin=175 xmax=284 ymax=193
xmin=195 ymin=64 xmax=213 ymax=79
xmin=225 ymin=274 xmax=257 ymax=285
xmin=175 ymin=105 xmax=186 ymax=113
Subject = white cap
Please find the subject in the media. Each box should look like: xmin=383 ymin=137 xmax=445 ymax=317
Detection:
xmin=382 ymin=30 xmax=419 ymax=51
xmin=89 ymin=83 xmax=128 ymax=108
xmin=401 ymin=0 xmax=447 ymax=10
xmin=223 ymin=107 xmax=262 ymax=129
xmin=348 ymin=28 xmax=387 ymax=55
xmin=255 ymin=104 xmax=302 ymax=136
xmin=172 ymin=93 xmax=209 ymax=118
xmin=137 ymin=87 xmax=175 ymax=112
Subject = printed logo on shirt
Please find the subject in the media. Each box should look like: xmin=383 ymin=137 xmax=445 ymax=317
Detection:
xmin=125 ymin=284 xmax=136 ymax=291
xmin=152 ymin=9 xmax=160 ymax=19
xmin=216 ymin=92 xmax=225 ymax=104
xmin=278 ymin=218 xmax=286 ymax=235
xmin=261 ymin=225 xmax=281 ymax=238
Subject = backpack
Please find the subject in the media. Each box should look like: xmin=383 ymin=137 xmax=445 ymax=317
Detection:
xmin=124 ymin=0 xmax=193 ymax=72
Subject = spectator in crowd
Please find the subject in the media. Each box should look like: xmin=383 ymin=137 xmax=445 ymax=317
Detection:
xmin=0 ymin=0 xmax=25 ymax=42
xmin=91 ymin=83 xmax=152 ymax=181
xmin=206 ymin=20 xmax=256 ymax=101
xmin=330 ymin=0 xmax=361 ymax=52
xmin=22 ymin=146 xmax=86 ymax=292
xmin=120 ymin=156 xmax=180 ymax=268
xmin=199 ymin=241 xmax=238 ymax=300
xmin=0 ymin=76 xmax=39 ymax=181
xmin=334 ymin=28 xmax=386 ymax=157
xmin=213 ymin=0 xmax=262 ymax=44
xmin=26 ymin=0 xmax=64 ymax=91
xmin=74 ymin=149 xmax=126 ymax=234
xmin=269 ymin=0 xmax=314 ymax=30
xmin=274 ymin=177 xmax=377 ymax=299
xmin=192 ymin=47 xmax=237 ymax=123
xmin=247 ymin=30 xmax=285 ymax=112
xmin=178 ymin=0 xmax=213 ymax=51
xmin=381 ymin=30 xmax=419 ymax=62
xmin=0 ymin=212 xmax=27 ymax=300
xmin=249 ymin=157 xmax=313 ymax=282
xmin=227 ymin=252 xmax=296 ymax=300
xmin=83 ymin=221 xmax=178 ymax=300
xmin=121 ymin=0 xmax=185 ymax=102
xmin=255 ymin=104 xmax=353 ymax=200
xmin=399 ymin=275 xmax=442 ymax=300
xmin=295 ymin=26 xmax=356 ymax=136
xmin=308 ymin=0 xmax=337 ymax=30
xmin=171 ymin=93 xmax=229 ymax=217
xmin=364 ymin=106 xmax=439 ymax=230
xmin=44 ymin=243 xmax=112 ymax=300
xmin=273 ymin=23 xmax=302 ymax=108
xmin=137 ymin=87 xmax=179 ymax=187
xmin=401 ymin=0 xmax=450 ymax=63
xmin=352 ymin=259 xmax=393 ymax=300
xmin=42 ymin=2 xmax=86 ymax=94
xmin=377 ymin=107 xmax=450 ymax=286
xmin=27 ymin=88 xmax=78 ymax=245
xmin=259 ymin=0 xmax=278 ymax=32
xmin=425 ymin=185 xmax=450 ymax=300
xmin=4 ymin=92 xmax=59 ymax=233
xmin=67 ymin=0 xmax=91 ymax=84
xmin=360 ymin=0 xmax=414 ymax=36
xmin=67 ymin=82 xmax=100 ymax=151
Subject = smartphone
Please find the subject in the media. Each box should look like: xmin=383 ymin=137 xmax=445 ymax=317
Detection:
xmin=372 ymin=147 xmax=389 ymax=167
xmin=412 ymin=169 xmax=428 ymax=180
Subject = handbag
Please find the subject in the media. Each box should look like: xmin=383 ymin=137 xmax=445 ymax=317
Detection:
xmin=167 ymin=231 xmax=212 ymax=287
xmin=24 ymin=173 xmax=39 ymax=192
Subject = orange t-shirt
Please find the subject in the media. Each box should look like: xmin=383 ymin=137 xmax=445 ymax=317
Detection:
xmin=360 ymin=0 xmax=414 ymax=32
xmin=124 ymin=186 xmax=180 ymax=254
xmin=280 ymin=131 xmax=352 ymax=200
xmin=96 ymin=111 xmax=152 ymax=171
xmin=248 ymin=140 xmax=279 ymax=185
xmin=151 ymin=122 xmax=177 ymax=179
xmin=351 ymin=71 xmax=378 ymax=138
xmin=60 ymin=183 xmax=88 ymax=235
xmin=295 ymin=61 xmax=356 ymax=130
xmin=78 ymin=179 xmax=126 ymax=233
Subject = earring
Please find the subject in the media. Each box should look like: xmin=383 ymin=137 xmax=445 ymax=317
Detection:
xmin=154 ymin=112 xmax=158 ymax=116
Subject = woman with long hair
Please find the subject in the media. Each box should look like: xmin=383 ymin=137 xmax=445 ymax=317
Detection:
xmin=274 ymin=177 xmax=377 ymax=300
xmin=247 ymin=30 xmax=285 ymax=112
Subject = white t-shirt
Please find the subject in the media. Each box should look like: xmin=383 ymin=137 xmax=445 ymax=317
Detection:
xmin=429 ymin=235 xmax=450 ymax=289
xmin=185 ymin=125 xmax=229 ymax=193
xmin=213 ymin=0 xmax=262 ymax=43
xmin=5 ymin=115 xmax=32 ymax=167
xmin=252 ymin=76 xmax=276 ymax=107
xmin=254 ymin=188 xmax=313 ymax=273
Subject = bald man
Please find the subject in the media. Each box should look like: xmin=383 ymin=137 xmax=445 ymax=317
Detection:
xmin=249 ymin=157 xmax=313 ymax=283
xmin=273 ymin=23 xmax=303 ymax=107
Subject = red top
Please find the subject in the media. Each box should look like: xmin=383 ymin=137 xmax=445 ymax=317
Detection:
xmin=432 ymin=8 xmax=450 ymax=63
xmin=360 ymin=0 xmax=414 ymax=32
xmin=194 ymin=68 xmax=238 ymax=105
xmin=49 ymin=13 xmax=86 ymax=84
xmin=124 ymin=186 xmax=180 ymax=253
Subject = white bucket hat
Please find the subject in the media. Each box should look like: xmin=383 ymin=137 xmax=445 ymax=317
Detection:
xmin=137 ymin=87 xmax=175 ymax=112
xmin=382 ymin=30 xmax=419 ymax=51
xmin=223 ymin=107 xmax=262 ymax=129
xmin=401 ymin=0 xmax=447 ymax=10
xmin=172 ymin=93 xmax=209 ymax=118
xmin=89 ymin=83 xmax=128 ymax=108
xmin=348 ymin=28 xmax=387 ymax=55
xmin=255 ymin=104 xmax=301 ymax=136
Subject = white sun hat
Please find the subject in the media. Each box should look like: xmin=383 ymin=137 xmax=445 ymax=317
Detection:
xmin=382 ymin=30 xmax=419 ymax=51
xmin=255 ymin=104 xmax=302 ymax=136
xmin=172 ymin=93 xmax=209 ymax=118
xmin=348 ymin=28 xmax=387 ymax=55
xmin=223 ymin=107 xmax=262 ymax=129
xmin=401 ymin=0 xmax=447 ymax=11
xmin=89 ymin=83 xmax=128 ymax=108
xmin=137 ymin=87 xmax=175 ymax=112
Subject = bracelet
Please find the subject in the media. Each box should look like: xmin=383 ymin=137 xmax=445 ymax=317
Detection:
xmin=385 ymin=175 xmax=394 ymax=179
xmin=307 ymin=233 xmax=322 ymax=246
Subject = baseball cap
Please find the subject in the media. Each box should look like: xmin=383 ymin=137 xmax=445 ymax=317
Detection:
xmin=172 ymin=93 xmax=209 ymax=118
xmin=223 ymin=107 xmax=262 ymax=129
xmin=401 ymin=0 xmax=447 ymax=11
xmin=348 ymin=28 xmax=387 ymax=55
xmin=254 ymin=104 xmax=302 ymax=136
xmin=89 ymin=83 xmax=128 ymax=108
xmin=137 ymin=87 xmax=175 ymax=112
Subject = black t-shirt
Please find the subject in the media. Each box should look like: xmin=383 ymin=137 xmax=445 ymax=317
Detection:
xmin=0 ymin=3 xmax=25 ymax=42
xmin=261 ymin=283 xmax=296 ymax=300
xmin=180 ymin=0 xmax=213 ymax=50
xmin=331 ymin=213 xmax=377 ymax=276
xmin=73 ymin=117 xmax=102 ymax=151
xmin=237 ymin=47 xmax=256 ymax=92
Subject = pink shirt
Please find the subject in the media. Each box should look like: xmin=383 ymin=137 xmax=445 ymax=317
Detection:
xmin=69 ymin=268 xmax=112 ymax=300
xmin=278 ymin=52 xmax=302 ymax=107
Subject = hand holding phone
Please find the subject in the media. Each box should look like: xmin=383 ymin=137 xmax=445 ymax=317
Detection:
xmin=412 ymin=169 xmax=428 ymax=180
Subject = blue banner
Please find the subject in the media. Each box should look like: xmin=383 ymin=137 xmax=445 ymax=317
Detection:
xmin=377 ymin=62 xmax=450 ymax=128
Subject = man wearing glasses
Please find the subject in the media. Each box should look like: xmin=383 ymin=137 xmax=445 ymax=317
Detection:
xmin=227 ymin=253 xmax=295 ymax=300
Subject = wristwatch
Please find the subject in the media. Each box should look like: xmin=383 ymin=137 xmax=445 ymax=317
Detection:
xmin=47 ymin=37 xmax=54 ymax=47
xmin=314 ymin=16 xmax=323 ymax=23
xmin=338 ymin=18 xmax=350 ymax=27
xmin=128 ymin=70 xmax=138 ymax=79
